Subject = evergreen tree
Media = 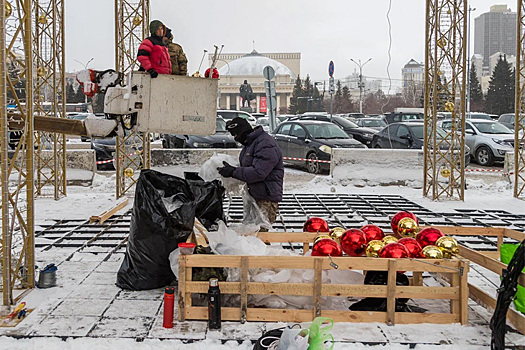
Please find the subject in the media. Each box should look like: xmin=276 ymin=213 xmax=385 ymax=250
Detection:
xmin=334 ymin=80 xmax=343 ymax=113
xmin=75 ymin=84 xmax=86 ymax=103
xmin=66 ymin=83 xmax=76 ymax=103
xmin=341 ymin=85 xmax=354 ymax=112
xmin=485 ymin=55 xmax=515 ymax=115
xmin=469 ymin=62 xmax=484 ymax=112
xmin=312 ymin=84 xmax=322 ymax=111
xmin=289 ymin=76 xmax=303 ymax=115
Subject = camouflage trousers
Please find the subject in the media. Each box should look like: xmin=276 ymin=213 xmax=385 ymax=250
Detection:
xmin=256 ymin=200 xmax=279 ymax=232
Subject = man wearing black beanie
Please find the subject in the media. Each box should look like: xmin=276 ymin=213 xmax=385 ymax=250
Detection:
xmin=218 ymin=117 xmax=284 ymax=228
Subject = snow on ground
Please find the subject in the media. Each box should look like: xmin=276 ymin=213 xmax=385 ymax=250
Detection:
xmin=14 ymin=164 xmax=523 ymax=349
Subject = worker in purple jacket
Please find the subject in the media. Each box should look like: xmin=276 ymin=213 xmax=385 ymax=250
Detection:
xmin=218 ymin=117 xmax=284 ymax=227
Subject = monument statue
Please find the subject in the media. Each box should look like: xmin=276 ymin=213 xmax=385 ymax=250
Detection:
xmin=239 ymin=80 xmax=255 ymax=108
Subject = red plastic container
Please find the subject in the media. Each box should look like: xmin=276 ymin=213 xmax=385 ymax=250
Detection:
xmin=163 ymin=286 xmax=175 ymax=328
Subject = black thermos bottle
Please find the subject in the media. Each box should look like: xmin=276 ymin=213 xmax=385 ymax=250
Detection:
xmin=208 ymin=278 xmax=221 ymax=329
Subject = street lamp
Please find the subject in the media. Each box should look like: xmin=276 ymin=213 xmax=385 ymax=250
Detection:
xmin=314 ymin=81 xmax=325 ymax=112
xmin=350 ymin=58 xmax=372 ymax=114
xmin=466 ymin=6 xmax=476 ymax=115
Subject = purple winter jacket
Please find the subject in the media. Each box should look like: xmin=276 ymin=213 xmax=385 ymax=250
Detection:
xmin=232 ymin=126 xmax=284 ymax=202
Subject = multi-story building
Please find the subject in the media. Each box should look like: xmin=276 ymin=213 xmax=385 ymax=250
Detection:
xmin=474 ymin=5 xmax=517 ymax=71
xmin=401 ymin=59 xmax=425 ymax=106
xmin=211 ymin=50 xmax=299 ymax=113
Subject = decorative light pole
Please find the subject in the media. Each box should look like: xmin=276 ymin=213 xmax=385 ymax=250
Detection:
xmin=350 ymin=58 xmax=372 ymax=114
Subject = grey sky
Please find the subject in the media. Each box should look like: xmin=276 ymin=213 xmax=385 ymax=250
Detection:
xmin=66 ymin=1 xmax=516 ymax=88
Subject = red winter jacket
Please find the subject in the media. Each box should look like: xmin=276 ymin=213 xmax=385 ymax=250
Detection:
xmin=137 ymin=36 xmax=172 ymax=75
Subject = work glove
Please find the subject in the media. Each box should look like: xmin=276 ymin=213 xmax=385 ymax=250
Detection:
xmin=148 ymin=68 xmax=158 ymax=78
xmin=217 ymin=161 xmax=236 ymax=178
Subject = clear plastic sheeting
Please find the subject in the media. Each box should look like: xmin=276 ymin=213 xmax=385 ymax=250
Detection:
xmin=242 ymin=191 xmax=272 ymax=230
xmin=199 ymin=153 xmax=244 ymax=195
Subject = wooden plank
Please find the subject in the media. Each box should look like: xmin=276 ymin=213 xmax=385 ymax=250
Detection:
xmin=313 ymin=258 xmax=322 ymax=317
xmin=177 ymin=255 xmax=187 ymax=321
xmin=240 ymin=256 xmax=248 ymax=323
xmin=478 ymin=251 xmax=500 ymax=259
xmin=429 ymin=226 xmax=505 ymax=236
xmin=450 ymin=272 xmax=460 ymax=316
xmin=303 ymin=242 xmax=310 ymax=255
xmin=257 ymin=232 xmax=317 ymax=243
xmin=386 ymin=259 xmax=397 ymax=325
xmin=459 ymin=246 xmax=525 ymax=286
xmin=185 ymin=306 xmax=459 ymax=324
xmin=34 ymin=115 xmax=88 ymax=136
xmin=412 ymin=271 xmax=423 ymax=286
xmin=89 ymin=198 xmax=129 ymax=224
xmin=459 ymin=261 xmax=469 ymax=325
xmin=503 ymin=228 xmax=525 ymax=242
xmin=469 ymin=283 xmax=525 ymax=335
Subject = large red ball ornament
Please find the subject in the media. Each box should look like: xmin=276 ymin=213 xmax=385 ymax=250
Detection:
xmin=303 ymin=217 xmax=329 ymax=233
xmin=416 ymin=227 xmax=445 ymax=248
xmin=391 ymin=211 xmax=418 ymax=237
xmin=312 ymin=238 xmax=343 ymax=256
xmin=397 ymin=237 xmax=423 ymax=258
xmin=340 ymin=229 xmax=367 ymax=257
xmin=378 ymin=242 xmax=410 ymax=259
xmin=360 ymin=224 xmax=385 ymax=243
xmin=204 ymin=67 xmax=219 ymax=79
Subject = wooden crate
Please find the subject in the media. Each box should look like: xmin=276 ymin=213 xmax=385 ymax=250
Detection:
xmin=178 ymin=231 xmax=469 ymax=325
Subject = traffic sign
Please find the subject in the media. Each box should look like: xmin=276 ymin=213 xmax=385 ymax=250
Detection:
xmin=263 ymin=66 xmax=275 ymax=80
xmin=329 ymin=76 xmax=335 ymax=95
xmin=328 ymin=61 xmax=334 ymax=77
xmin=264 ymin=80 xmax=276 ymax=96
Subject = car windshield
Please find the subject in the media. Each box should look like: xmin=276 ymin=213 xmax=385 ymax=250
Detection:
xmin=304 ymin=124 xmax=350 ymax=139
xmin=468 ymin=113 xmax=491 ymax=120
xmin=361 ymin=119 xmax=387 ymax=128
xmin=216 ymin=118 xmax=227 ymax=132
xmin=333 ymin=116 xmax=358 ymax=128
xmin=409 ymin=125 xmax=447 ymax=140
xmin=472 ymin=121 xmax=512 ymax=134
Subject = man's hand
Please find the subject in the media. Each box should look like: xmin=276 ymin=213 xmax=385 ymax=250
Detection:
xmin=148 ymin=69 xmax=158 ymax=78
xmin=217 ymin=161 xmax=236 ymax=178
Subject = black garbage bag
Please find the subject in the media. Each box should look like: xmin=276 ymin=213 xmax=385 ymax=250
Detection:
xmin=116 ymin=170 xmax=197 ymax=290
xmin=187 ymin=179 xmax=225 ymax=230
xmin=349 ymin=271 xmax=425 ymax=312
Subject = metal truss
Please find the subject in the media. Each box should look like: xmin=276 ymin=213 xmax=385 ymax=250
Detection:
xmin=424 ymin=0 xmax=467 ymax=201
xmin=114 ymin=0 xmax=150 ymax=198
xmin=1 ymin=0 xmax=35 ymax=305
xmin=33 ymin=0 xmax=66 ymax=199
xmin=515 ymin=0 xmax=525 ymax=199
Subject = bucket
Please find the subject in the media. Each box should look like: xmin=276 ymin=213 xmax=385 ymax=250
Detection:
xmin=37 ymin=263 xmax=57 ymax=288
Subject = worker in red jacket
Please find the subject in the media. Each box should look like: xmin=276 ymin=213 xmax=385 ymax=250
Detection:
xmin=137 ymin=20 xmax=172 ymax=78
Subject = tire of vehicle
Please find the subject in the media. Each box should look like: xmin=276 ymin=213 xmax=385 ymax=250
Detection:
xmin=374 ymin=144 xmax=382 ymax=149
xmin=475 ymin=146 xmax=494 ymax=166
xmin=306 ymin=152 xmax=320 ymax=174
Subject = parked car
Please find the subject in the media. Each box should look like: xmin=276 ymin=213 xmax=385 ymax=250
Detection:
xmin=371 ymin=122 xmax=471 ymax=165
xmin=294 ymin=114 xmax=378 ymax=147
xmin=256 ymin=117 xmax=270 ymax=132
xmin=440 ymin=119 xmax=515 ymax=166
xmin=91 ymin=132 xmax=143 ymax=169
xmin=162 ymin=117 xmax=240 ymax=149
xmin=251 ymin=113 xmax=266 ymax=119
xmin=383 ymin=112 xmax=424 ymax=124
xmin=272 ymin=120 xmax=365 ymax=174
xmin=498 ymin=113 xmax=525 ymax=130
xmin=466 ymin=112 xmax=492 ymax=120
xmin=217 ymin=110 xmax=257 ymax=126
xmin=345 ymin=112 xmax=366 ymax=120
xmin=355 ymin=117 xmax=388 ymax=131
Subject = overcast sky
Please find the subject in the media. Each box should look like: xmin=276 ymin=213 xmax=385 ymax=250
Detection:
xmin=65 ymin=0 xmax=516 ymax=88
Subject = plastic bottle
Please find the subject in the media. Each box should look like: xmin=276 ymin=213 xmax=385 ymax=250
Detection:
xmin=208 ymin=278 xmax=221 ymax=329
xmin=163 ymin=286 xmax=175 ymax=328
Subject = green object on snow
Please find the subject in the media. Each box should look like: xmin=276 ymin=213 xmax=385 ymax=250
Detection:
xmin=308 ymin=317 xmax=334 ymax=350
xmin=500 ymin=243 xmax=525 ymax=313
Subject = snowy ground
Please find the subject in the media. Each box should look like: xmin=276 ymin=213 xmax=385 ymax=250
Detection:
xmin=2 ymin=164 xmax=524 ymax=349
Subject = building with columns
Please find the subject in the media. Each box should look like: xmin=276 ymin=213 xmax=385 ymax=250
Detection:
xmin=211 ymin=50 xmax=300 ymax=114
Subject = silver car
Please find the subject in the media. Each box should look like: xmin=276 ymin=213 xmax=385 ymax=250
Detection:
xmin=440 ymin=119 xmax=515 ymax=166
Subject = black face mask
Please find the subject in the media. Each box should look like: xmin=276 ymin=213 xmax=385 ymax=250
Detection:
xmin=227 ymin=117 xmax=253 ymax=145
xmin=234 ymin=130 xmax=251 ymax=145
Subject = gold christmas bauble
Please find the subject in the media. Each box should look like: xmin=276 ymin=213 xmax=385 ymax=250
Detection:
xmin=421 ymin=245 xmax=444 ymax=259
xmin=38 ymin=14 xmax=48 ymax=24
xmin=329 ymin=227 xmax=346 ymax=243
xmin=445 ymin=102 xmax=455 ymax=112
xmin=6 ymin=2 xmax=12 ymax=18
xmin=382 ymin=235 xmax=398 ymax=245
xmin=397 ymin=217 xmax=419 ymax=238
xmin=365 ymin=240 xmax=384 ymax=258
xmin=440 ymin=168 xmax=451 ymax=177
xmin=436 ymin=236 xmax=459 ymax=259
xmin=133 ymin=15 xmax=142 ymax=26
xmin=124 ymin=168 xmax=134 ymax=177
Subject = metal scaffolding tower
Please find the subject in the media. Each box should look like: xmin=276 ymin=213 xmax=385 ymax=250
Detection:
xmin=33 ymin=0 xmax=66 ymax=199
xmin=1 ymin=0 xmax=36 ymax=305
xmin=515 ymin=0 xmax=525 ymax=199
xmin=114 ymin=0 xmax=150 ymax=198
xmin=424 ymin=0 xmax=467 ymax=201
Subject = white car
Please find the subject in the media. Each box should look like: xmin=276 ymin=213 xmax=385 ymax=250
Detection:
xmin=216 ymin=110 xmax=257 ymax=127
xmin=440 ymin=119 xmax=517 ymax=166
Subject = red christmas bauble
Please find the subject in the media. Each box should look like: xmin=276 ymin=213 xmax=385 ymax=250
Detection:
xmin=397 ymin=237 xmax=423 ymax=258
xmin=379 ymin=242 xmax=410 ymax=259
xmin=340 ymin=229 xmax=367 ymax=257
xmin=391 ymin=211 xmax=418 ymax=237
xmin=311 ymin=238 xmax=343 ymax=256
xmin=361 ymin=224 xmax=385 ymax=243
xmin=204 ymin=68 xmax=219 ymax=78
xmin=303 ymin=217 xmax=329 ymax=233
xmin=416 ymin=227 xmax=445 ymax=248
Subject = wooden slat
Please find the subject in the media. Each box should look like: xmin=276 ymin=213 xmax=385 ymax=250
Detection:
xmin=459 ymin=261 xmax=469 ymax=325
xmin=240 ymin=256 xmax=248 ymax=323
xmin=430 ymin=226 xmax=505 ymax=236
xmin=469 ymin=283 xmax=524 ymax=335
xmin=503 ymin=228 xmax=525 ymax=242
xmin=386 ymin=260 xmax=397 ymax=325
xmin=185 ymin=307 xmax=459 ymax=324
xmin=412 ymin=271 xmax=423 ymax=286
xmin=459 ymin=246 xmax=525 ymax=286
xmin=313 ymin=258 xmax=322 ymax=317
xmin=89 ymin=198 xmax=129 ymax=224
